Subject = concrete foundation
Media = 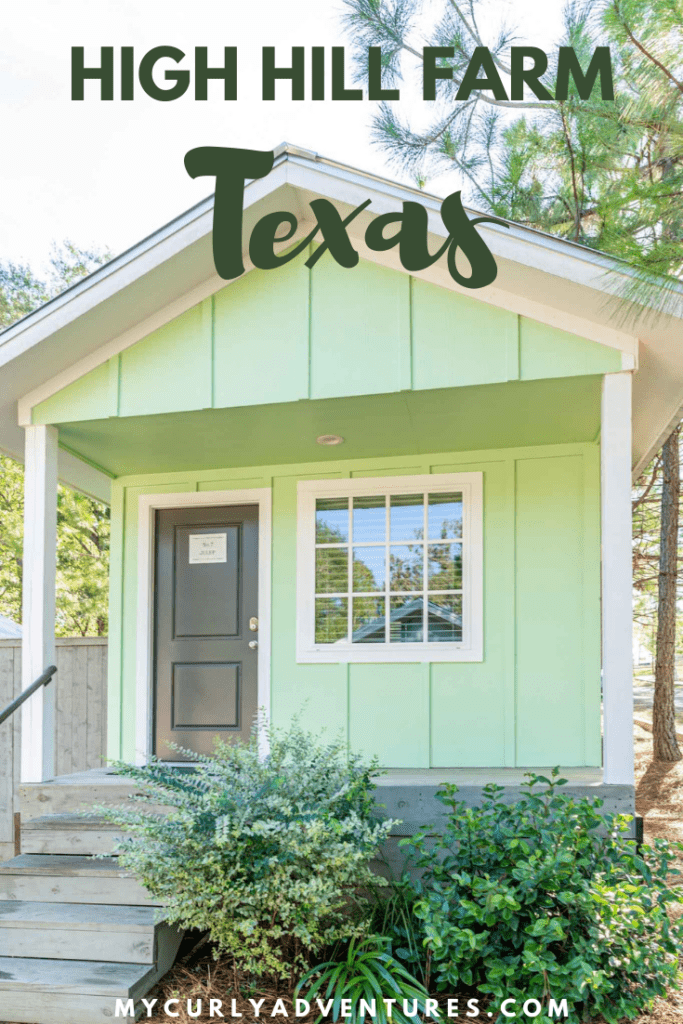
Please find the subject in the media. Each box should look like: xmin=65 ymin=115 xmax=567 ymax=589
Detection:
xmin=372 ymin=767 xmax=636 ymax=877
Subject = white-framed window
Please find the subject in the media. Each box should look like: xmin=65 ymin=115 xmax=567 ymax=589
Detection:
xmin=296 ymin=472 xmax=483 ymax=663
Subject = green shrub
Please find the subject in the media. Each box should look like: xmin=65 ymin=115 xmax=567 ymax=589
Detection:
xmin=295 ymin=935 xmax=428 ymax=1024
xmin=399 ymin=770 xmax=683 ymax=1022
xmin=98 ymin=724 xmax=394 ymax=979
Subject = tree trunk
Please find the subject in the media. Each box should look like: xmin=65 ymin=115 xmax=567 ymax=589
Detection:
xmin=653 ymin=427 xmax=682 ymax=762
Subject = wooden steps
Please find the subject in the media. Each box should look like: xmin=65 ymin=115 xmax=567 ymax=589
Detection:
xmin=21 ymin=813 xmax=128 ymax=855
xmin=0 ymin=854 xmax=159 ymax=905
xmin=0 ymin=786 xmax=183 ymax=1023
xmin=0 ymin=900 xmax=171 ymax=962
xmin=0 ymin=955 xmax=162 ymax=1023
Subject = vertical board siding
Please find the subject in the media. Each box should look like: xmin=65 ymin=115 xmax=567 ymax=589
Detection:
xmin=112 ymin=441 xmax=602 ymax=770
xmin=349 ymin=664 xmax=430 ymax=767
xmin=213 ymin=257 xmax=309 ymax=408
xmin=428 ymin=457 xmax=513 ymax=767
xmin=520 ymin=319 xmax=622 ymax=380
xmin=310 ymin=258 xmax=411 ymax=400
xmin=515 ymin=456 xmax=601 ymax=765
xmin=269 ymin=473 xmax=349 ymax=745
xmin=32 ymin=360 xmax=116 ymax=425
xmin=0 ymin=638 xmax=108 ymax=858
xmin=411 ymin=280 xmax=518 ymax=390
xmin=119 ymin=301 xmax=212 ymax=417
xmin=32 ymin=258 xmax=624 ymax=427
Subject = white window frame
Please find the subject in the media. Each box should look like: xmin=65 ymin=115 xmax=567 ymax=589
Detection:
xmin=296 ymin=472 xmax=483 ymax=664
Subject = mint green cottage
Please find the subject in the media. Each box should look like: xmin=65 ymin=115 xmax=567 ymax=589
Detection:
xmin=3 ymin=142 xmax=683 ymax=1021
xmin=3 ymin=143 xmax=683 ymax=809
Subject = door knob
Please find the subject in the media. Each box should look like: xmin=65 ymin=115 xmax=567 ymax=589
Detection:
xmin=248 ymin=640 xmax=258 ymax=650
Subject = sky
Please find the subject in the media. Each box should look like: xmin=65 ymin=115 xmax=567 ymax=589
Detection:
xmin=0 ymin=0 xmax=567 ymax=272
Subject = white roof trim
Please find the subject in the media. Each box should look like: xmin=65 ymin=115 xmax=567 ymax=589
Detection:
xmin=1 ymin=142 xmax=681 ymax=481
xmin=1 ymin=143 xmax=665 ymax=363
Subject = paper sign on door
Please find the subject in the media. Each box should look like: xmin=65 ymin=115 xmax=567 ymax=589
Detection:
xmin=188 ymin=533 xmax=227 ymax=564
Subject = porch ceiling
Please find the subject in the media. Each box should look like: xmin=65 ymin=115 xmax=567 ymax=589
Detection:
xmin=56 ymin=376 xmax=601 ymax=478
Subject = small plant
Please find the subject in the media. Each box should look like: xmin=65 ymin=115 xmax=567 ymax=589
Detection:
xmin=295 ymin=935 xmax=428 ymax=1024
xmin=368 ymin=878 xmax=429 ymax=986
xmin=402 ymin=769 xmax=683 ymax=1022
xmin=97 ymin=722 xmax=395 ymax=980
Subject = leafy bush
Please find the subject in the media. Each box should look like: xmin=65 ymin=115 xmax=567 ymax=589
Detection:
xmin=295 ymin=935 xmax=428 ymax=1024
xmin=399 ymin=770 xmax=683 ymax=1022
xmin=98 ymin=724 xmax=394 ymax=979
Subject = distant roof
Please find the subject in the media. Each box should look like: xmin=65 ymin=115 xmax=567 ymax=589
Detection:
xmin=0 ymin=615 xmax=21 ymax=639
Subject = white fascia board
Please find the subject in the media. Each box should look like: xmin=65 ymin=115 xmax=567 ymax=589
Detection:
xmin=0 ymin=160 xmax=289 ymax=371
xmin=286 ymin=156 xmax=619 ymax=284
xmin=293 ymin=152 xmax=683 ymax=314
xmin=0 ymin=200 xmax=210 ymax=367
xmin=2 ymin=145 xmax=677 ymax=374
xmin=285 ymin=159 xmax=639 ymax=356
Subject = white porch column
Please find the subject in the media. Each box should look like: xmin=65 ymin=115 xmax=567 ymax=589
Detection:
xmin=20 ymin=425 xmax=58 ymax=783
xmin=601 ymin=372 xmax=634 ymax=786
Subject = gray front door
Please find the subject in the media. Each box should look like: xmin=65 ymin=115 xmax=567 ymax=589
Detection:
xmin=154 ymin=504 xmax=259 ymax=760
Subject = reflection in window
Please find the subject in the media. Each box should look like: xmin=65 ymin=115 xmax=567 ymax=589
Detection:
xmin=389 ymin=545 xmax=423 ymax=591
xmin=353 ymin=496 xmax=385 ymax=543
xmin=390 ymin=494 xmax=424 ymax=541
xmin=427 ymin=543 xmax=462 ymax=590
xmin=390 ymin=595 xmax=424 ymax=643
xmin=316 ymin=498 xmax=348 ymax=543
xmin=315 ymin=598 xmax=347 ymax=644
xmin=352 ymin=596 xmax=386 ymax=643
xmin=428 ymin=595 xmax=462 ymax=642
xmin=316 ymin=548 xmax=348 ymax=593
xmin=314 ymin=491 xmax=464 ymax=647
xmin=352 ymin=547 xmax=385 ymax=591
xmin=428 ymin=493 xmax=462 ymax=540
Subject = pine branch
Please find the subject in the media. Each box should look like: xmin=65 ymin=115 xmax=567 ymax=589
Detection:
xmin=611 ymin=2 xmax=683 ymax=95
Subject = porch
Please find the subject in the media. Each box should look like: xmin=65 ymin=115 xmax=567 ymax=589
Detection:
xmin=16 ymin=373 xmax=634 ymax=790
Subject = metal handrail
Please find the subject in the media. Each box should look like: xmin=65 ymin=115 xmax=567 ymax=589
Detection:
xmin=0 ymin=665 xmax=57 ymax=727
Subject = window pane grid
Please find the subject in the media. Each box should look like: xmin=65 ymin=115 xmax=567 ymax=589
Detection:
xmin=314 ymin=490 xmax=464 ymax=646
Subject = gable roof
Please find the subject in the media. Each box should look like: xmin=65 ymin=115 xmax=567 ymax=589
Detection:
xmin=1 ymin=142 xmax=682 ymax=498
xmin=350 ymin=597 xmax=461 ymax=644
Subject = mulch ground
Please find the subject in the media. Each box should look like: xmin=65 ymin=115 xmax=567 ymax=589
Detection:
xmin=143 ymin=724 xmax=683 ymax=1024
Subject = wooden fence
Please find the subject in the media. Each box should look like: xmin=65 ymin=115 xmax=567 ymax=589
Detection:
xmin=0 ymin=637 xmax=108 ymax=859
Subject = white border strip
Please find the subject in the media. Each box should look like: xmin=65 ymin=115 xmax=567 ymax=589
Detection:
xmin=135 ymin=488 xmax=272 ymax=765
xmin=600 ymin=374 xmax=634 ymax=785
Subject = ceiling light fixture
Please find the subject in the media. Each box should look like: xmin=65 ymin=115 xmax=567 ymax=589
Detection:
xmin=316 ymin=434 xmax=344 ymax=446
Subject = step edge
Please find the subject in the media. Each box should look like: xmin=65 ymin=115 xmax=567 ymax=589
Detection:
xmin=0 ymin=958 xmax=156 ymax=996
